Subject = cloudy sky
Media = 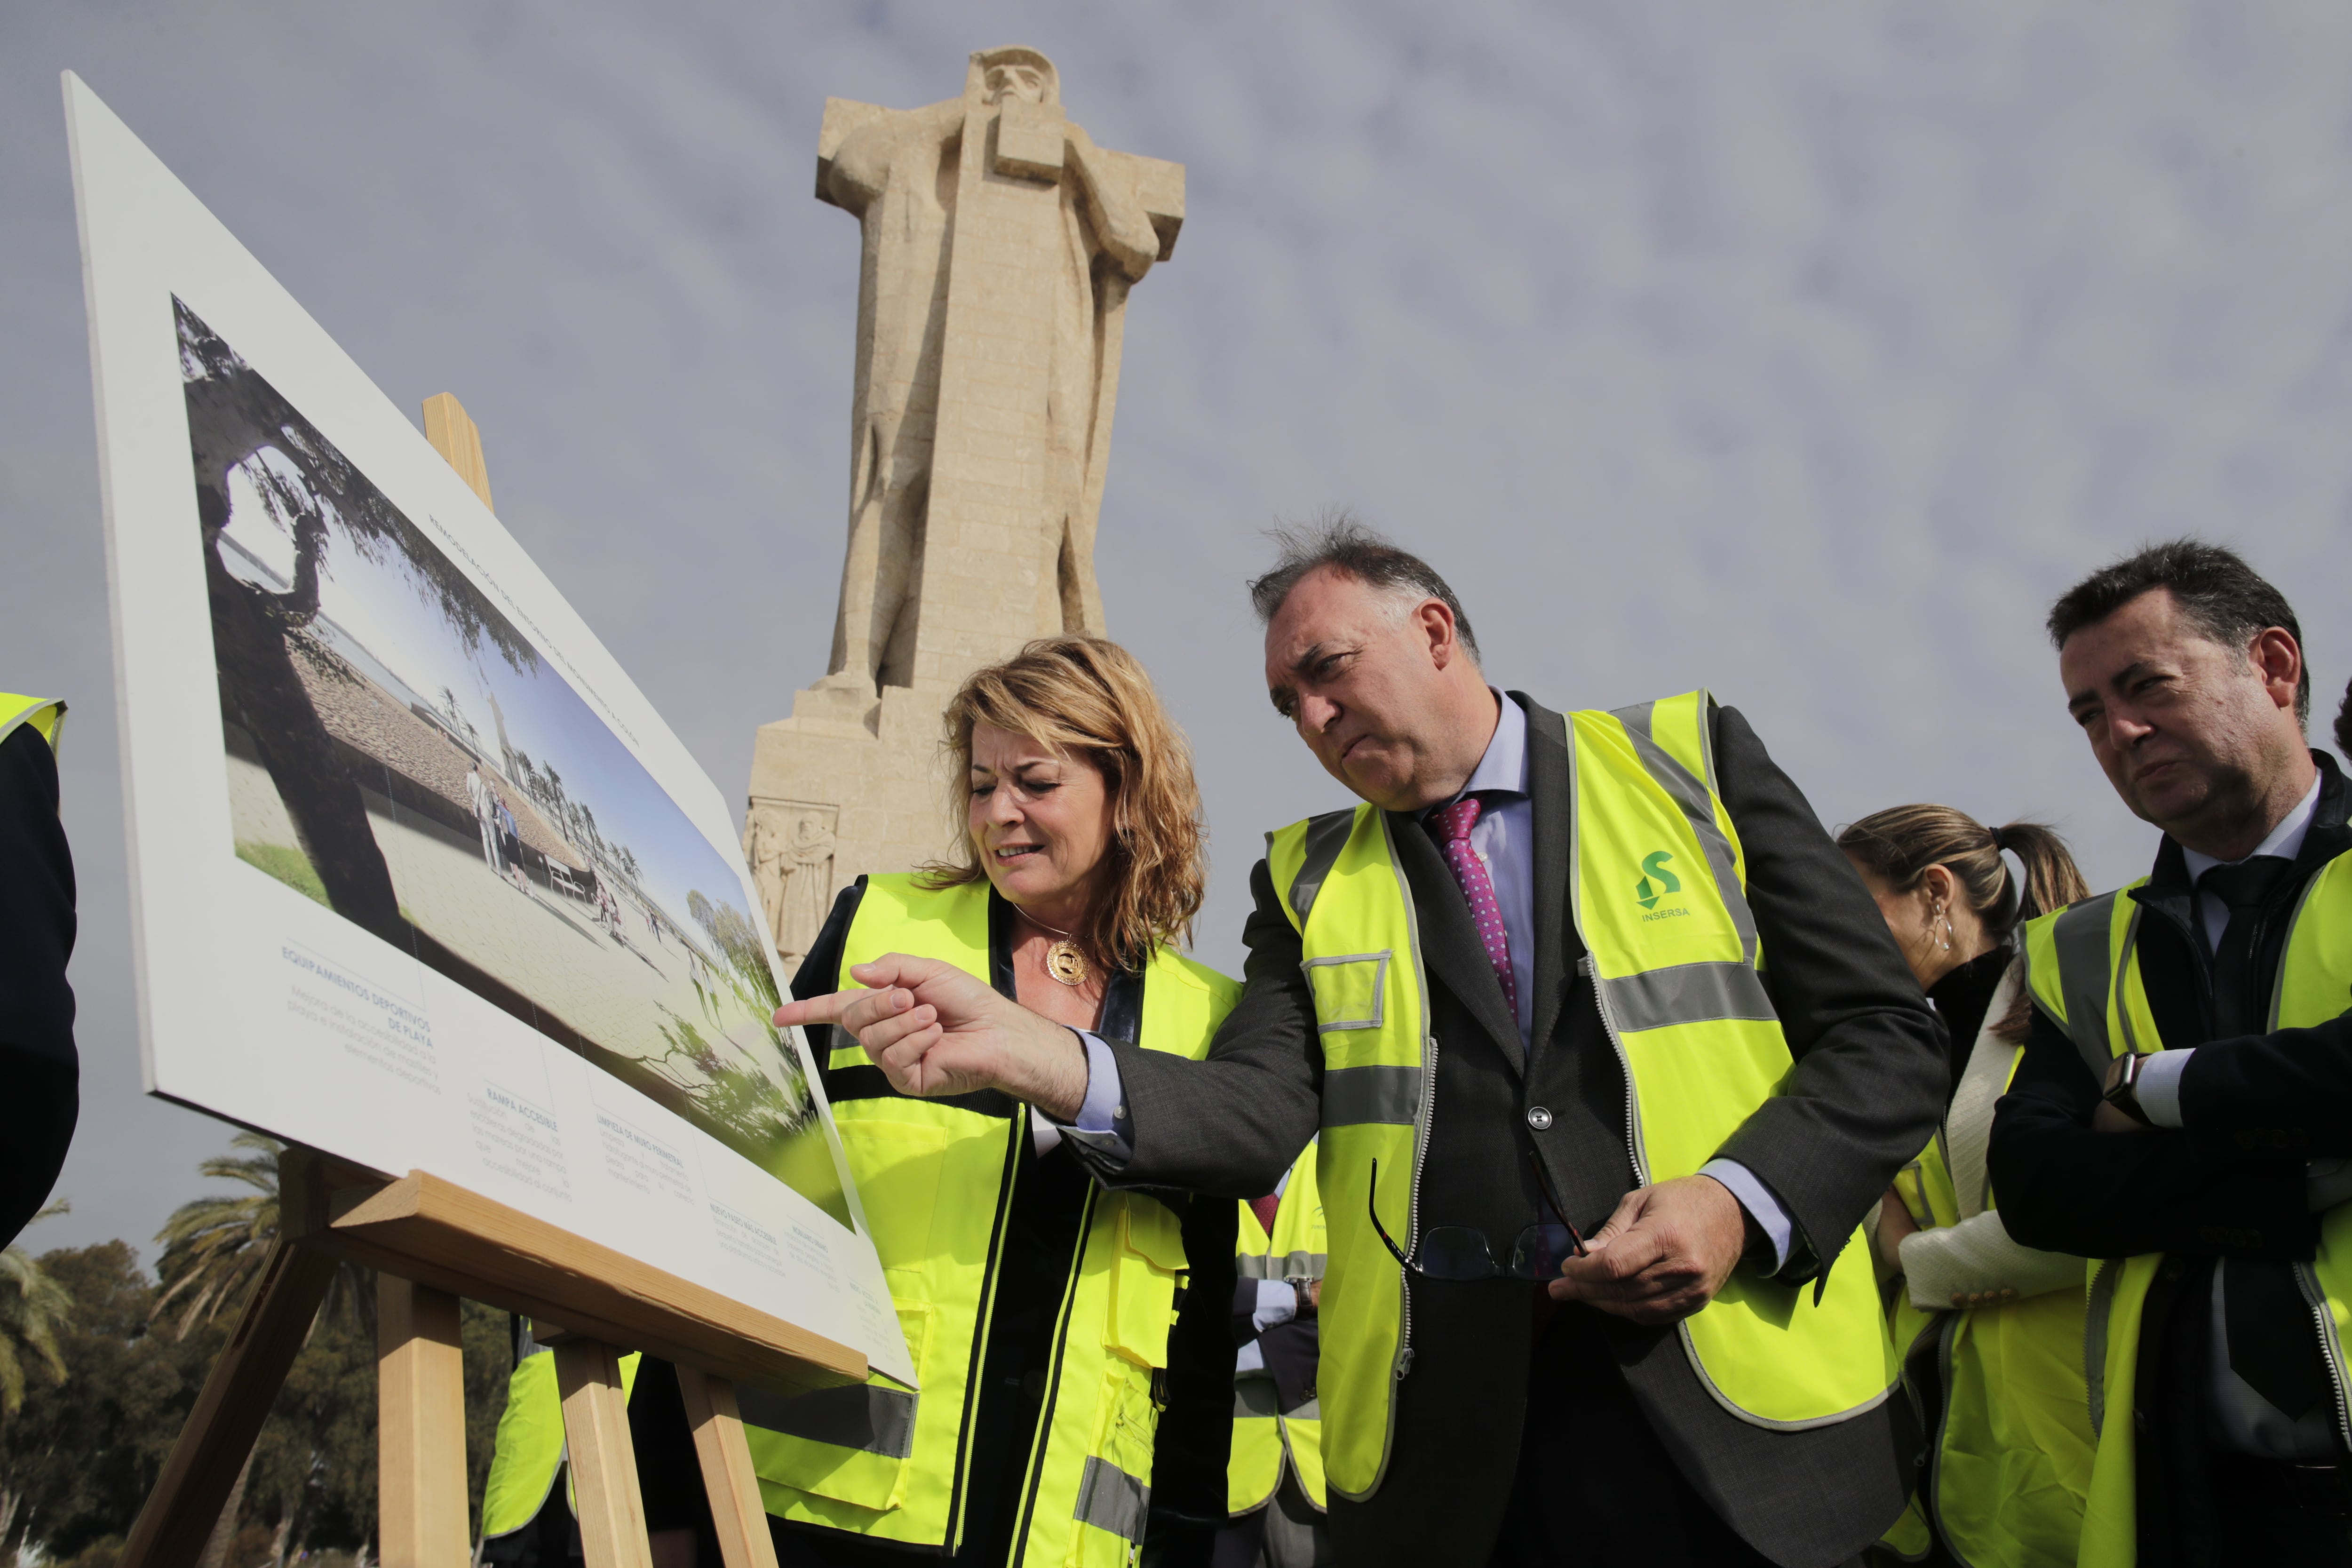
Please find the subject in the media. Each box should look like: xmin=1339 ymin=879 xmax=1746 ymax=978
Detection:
xmin=9 ymin=2 xmax=2352 ymax=1258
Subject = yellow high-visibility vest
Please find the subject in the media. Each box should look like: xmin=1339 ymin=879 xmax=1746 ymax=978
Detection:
xmin=1268 ymin=691 xmax=1899 ymax=1500
xmin=1875 ymin=970 xmax=2093 ymax=1568
xmin=0 ymin=694 xmax=65 ymax=753
xmin=751 ymin=876 xmax=1235 ymax=1563
xmin=477 ymin=875 xmax=1237 ymax=1565
xmin=2022 ymin=848 xmax=2352 ymax=1568
xmin=478 ymin=1347 xmax=643 ymax=1541
xmin=1229 ymin=1142 xmax=1327 ymax=1518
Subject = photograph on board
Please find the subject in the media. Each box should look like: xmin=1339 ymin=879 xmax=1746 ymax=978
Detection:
xmin=179 ymin=298 xmax=852 ymax=1229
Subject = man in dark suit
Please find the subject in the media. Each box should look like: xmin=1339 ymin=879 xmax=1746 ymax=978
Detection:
xmin=783 ymin=521 xmax=1946 ymax=1567
xmin=1990 ymin=541 xmax=2352 ymax=1565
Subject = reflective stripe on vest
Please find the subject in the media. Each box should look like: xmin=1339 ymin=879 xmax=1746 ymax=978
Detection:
xmin=2027 ymin=849 xmax=2352 ymax=1568
xmin=749 ymin=875 xmax=1238 ymax=1563
xmin=1273 ymin=690 xmax=1899 ymax=1501
xmin=0 ymin=694 xmax=64 ymax=754
xmin=1229 ymin=1145 xmax=1328 ymax=1518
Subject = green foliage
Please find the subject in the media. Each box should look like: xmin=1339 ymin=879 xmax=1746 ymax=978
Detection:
xmin=4 ymin=1149 xmax=524 ymax=1562
xmin=461 ymin=1304 xmax=509 ymax=1536
xmin=0 ymin=1201 xmax=72 ymax=1414
xmin=152 ymin=1135 xmax=282 ymax=1337
xmin=234 ymin=842 xmax=331 ymax=907
xmin=244 ymin=1296 xmax=378 ymax=1552
xmin=152 ymin=1134 xmax=371 ymax=1339
xmin=684 ymin=890 xmax=780 ymax=1011
xmin=0 ymin=1244 xmax=223 ymax=1561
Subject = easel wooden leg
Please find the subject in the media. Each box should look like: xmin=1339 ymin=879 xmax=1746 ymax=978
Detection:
xmin=554 ymin=1339 xmax=654 ymax=1568
xmin=675 ymin=1369 xmax=780 ymax=1568
xmin=120 ymin=1240 xmax=338 ymax=1568
xmin=378 ymin=1277 xmax=469 ymax=1568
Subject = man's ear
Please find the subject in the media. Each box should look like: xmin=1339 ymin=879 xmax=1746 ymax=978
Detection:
xmin=2249 ymin=627 xmax=2303 ymax=712
xmin=1420 ymin=599 xmax=1460 ymax=668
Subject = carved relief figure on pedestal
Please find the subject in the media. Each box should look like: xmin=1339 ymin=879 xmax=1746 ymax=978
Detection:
xmin=814 ymin=47 xmax=1165 ymax=696
xmin=745 ymin=803 xmax=839 ymax=968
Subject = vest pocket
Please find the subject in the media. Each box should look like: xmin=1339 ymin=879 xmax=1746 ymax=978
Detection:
xmin=1302 ymin=951 xmax=1390 ymax=1031
xmin=1071 ymin=1363 xmax=1158 ymax=1560
xmin=1106 ymin=1196 xmax=1187 ymax=1368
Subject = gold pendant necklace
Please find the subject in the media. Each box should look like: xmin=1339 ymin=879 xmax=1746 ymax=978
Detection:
xmin=1023 ymin=912 xmax=1090 ymax=987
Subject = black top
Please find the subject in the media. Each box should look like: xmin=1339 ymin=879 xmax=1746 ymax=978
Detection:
xmin=0 ymin=723 xmax=76 ymax=1069
xmin=1928 ymin=943 xmax=2011 ymax=1104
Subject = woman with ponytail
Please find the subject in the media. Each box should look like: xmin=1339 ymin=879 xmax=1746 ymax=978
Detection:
xmin=1837 ymin=806 xmax=2094 ymax=1568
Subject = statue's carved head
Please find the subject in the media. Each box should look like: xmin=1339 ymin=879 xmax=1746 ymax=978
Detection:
xmin=969 ymin=46 xmax=1058 ymax=107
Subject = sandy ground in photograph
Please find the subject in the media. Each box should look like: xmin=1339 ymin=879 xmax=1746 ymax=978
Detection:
xmin=227 ymin=743 xmax=766 ymax=1100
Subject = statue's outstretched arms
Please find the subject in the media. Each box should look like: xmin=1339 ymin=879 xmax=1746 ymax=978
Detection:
xmin=1064 ymin=121 xmax=1160 ymax=281
xmin=827 ymin=99 xmax=966 ymax=215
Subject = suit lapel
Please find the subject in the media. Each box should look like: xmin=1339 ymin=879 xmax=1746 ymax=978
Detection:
xmin=1387 ymin=808 xmax=1526 ymax=1075
xmin=1517 ymin=695 xmax=1582 ymax=1055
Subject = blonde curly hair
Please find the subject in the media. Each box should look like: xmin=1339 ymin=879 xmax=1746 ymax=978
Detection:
xmin=921 ymin=637 xmax=1207 ymax=973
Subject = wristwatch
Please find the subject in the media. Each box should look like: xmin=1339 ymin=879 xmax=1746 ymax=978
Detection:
xmin=2102 ymin=1051 xmax=2156 ymax=1127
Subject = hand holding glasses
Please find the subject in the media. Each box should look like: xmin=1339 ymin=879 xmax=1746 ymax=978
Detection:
xmin=1367 ymin=1152 xmax=1589 ymax=1281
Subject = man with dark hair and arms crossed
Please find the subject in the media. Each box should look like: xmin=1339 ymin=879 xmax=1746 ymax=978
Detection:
xmin=1991 ymin=539 xmax=2352 ymax=1566
xmin=784 ymin=518 xmax=1945 ymax=1568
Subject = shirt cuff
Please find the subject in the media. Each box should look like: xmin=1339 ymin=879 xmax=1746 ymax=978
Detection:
xmin=2136 ymin=1049 xmax=2192 ymax=1129
xmin=1699 ymin=1159 xmax=1793 ymax=1274
xmin=1251 ymin=1279 xmax=1298 ymax=1334
xmin=1070 ymin=1031 xmax=1128 ymax=1135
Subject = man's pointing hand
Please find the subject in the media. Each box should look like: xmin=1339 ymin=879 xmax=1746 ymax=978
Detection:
xmin=775 ymin=954 xmax=1090 ymax=1118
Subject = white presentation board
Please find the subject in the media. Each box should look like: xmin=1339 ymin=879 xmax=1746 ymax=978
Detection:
xmin=65 ymin=72 xmax=912 ymax=1385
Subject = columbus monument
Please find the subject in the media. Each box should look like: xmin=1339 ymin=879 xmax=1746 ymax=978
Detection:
xmin=744 ymin=47 xmax=1184 ymax=969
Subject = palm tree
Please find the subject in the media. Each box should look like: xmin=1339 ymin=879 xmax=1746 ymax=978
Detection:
xmin=155 ymin=1138 xmax=373 ymax=1568
xmin=0 ymin=1200 xmax=72 ymax=1415
xmin=153 ymin=1134 xmax=371 ymax=1338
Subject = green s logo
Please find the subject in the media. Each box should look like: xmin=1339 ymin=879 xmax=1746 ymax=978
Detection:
xmin=1635 ymin=851 xmax=1681 ymax=911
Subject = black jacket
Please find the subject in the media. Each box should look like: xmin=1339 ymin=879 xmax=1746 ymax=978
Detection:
xmin=0 ymin=720 xmax=77 ymax=1250
xmin=1070 ymin=694 xmax=1947 ymax=1568
xmin=1988 ymin=751 xmax=2352 ymax=1566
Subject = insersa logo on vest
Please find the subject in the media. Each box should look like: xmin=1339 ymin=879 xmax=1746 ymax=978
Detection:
xmin=1635 ymin=851 xmax=1688 ymax=921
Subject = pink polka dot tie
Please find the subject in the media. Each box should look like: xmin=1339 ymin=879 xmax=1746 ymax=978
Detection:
xmin=1433 ymin=795 xmax=1517 ymax=1019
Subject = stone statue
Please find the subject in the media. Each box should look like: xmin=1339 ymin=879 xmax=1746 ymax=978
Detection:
xmin=814 ymin=46 xmax=1176 ymax=694
xmin=746 ymin=48 xmax=1183 ymax=942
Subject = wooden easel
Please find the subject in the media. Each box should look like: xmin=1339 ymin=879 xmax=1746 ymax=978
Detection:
xmin=120 ymin=1152 xmax=860 ymax=1568
xmin=118 ymin=399 xmax=864 ymax=1568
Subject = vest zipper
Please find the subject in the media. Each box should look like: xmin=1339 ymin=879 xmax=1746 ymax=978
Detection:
xmin=2295 ymin=1260 xmax=2352 ymax=1454
xmin=2265 ymin=879 xmax=2352 ymax=1456
xmin=1382 ymin=810 xmax=1434 ymax=1385
xmin=1398 ymin=1027 xmax=1434 ymax=1381
xmin=1923 ymin=1312 xmax=1977 ymax=1568
xmin=1581 ymin=954 xmax=1649 ymax=1185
